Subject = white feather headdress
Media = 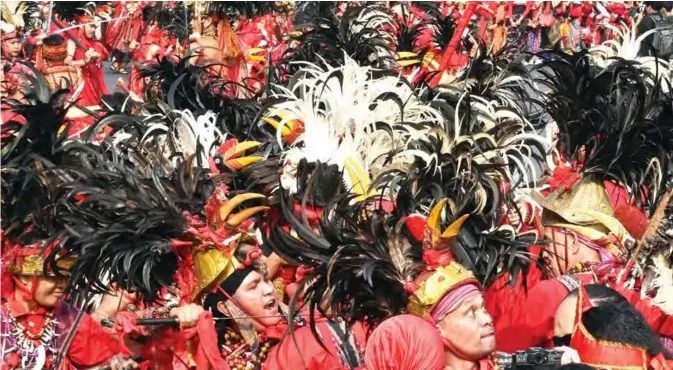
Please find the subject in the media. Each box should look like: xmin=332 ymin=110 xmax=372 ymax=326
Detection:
xmin=263 ymin=54 xmax=444 ymax=199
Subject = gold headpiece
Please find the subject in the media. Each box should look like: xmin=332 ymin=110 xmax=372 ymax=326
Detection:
xmin=9 ymin=253 xmax=76 ymax=276
xmin=193 ymin=187 xmax=269 ymax=299
xmin=536 ymin=176 xmax=614 ymax=227
xmin=407 ymin=199 xmax=477 ymax=316
xmin=534 ymin=176 xmax=634 ymax=255
xmin=192 ymin=236 xmax=243 ymax=299
xmin=407 ymin=261 xmax=479 ymax=317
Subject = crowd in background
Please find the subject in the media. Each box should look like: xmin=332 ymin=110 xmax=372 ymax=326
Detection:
xmin=1 ymin=2 xmax=673 ymax=370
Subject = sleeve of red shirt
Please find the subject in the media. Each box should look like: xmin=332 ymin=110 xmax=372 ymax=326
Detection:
xmin=67 ymin=314 xmax=131 ymax=368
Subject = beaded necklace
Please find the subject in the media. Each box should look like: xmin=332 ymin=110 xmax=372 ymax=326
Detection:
xmin=221 ymin=330 xmax=277 ymax=370
xmin=1 ymin=302 xmax=59 ymax=369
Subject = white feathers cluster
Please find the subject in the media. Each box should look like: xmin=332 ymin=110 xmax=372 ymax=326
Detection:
xmin=267 ymin=55 xmax=444 ymax=195
xmin=590 ymin=23 xmax=672 ymax=92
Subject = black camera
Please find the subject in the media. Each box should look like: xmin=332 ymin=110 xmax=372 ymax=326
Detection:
xmin=496 ymin=348 xmax=563 ymax=369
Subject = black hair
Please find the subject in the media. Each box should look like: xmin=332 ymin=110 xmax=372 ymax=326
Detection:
xmin=645 ymin=1 xmax=665 ymax=11
xmin=582 ymin=303 xmax=663 ymax=356
xmin=662 ymin=1 xmax=673 ymax=11
xmin=43 ymin=34 xmax=66 ymax=46
xmin=566 ymin=284 xmax=628 ymax=306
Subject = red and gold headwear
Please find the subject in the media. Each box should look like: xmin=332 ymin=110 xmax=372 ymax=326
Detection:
xmin=191 ymin=180 xmax=269 ymax=299
xmin=1 ymin=22 xmax=23 ymax=42
xmin=2 ymin=238 xmax=75 ymax=277
xmin=406 ymin=199 xmax=477 ymax=318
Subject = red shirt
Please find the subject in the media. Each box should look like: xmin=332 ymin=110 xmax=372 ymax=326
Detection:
xmin=263 ymin=319 xmax=368 ymax=370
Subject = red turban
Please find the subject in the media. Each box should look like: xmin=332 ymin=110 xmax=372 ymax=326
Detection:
xmin=365 ymin=315 xmax=445 ymax=370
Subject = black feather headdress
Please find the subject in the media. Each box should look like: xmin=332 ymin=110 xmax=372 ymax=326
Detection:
xmin=537 ymin=54 xmax=673 ymax=210
xmin=265 ymin=191 xmax=422 ymax=340
xmin=1 ymin=66 xmax=71 ymax=243
xmin=279 ymin=3 xmax=397 ymax=76
xmin=53 ymin=1 xmax=92 ymax=23
xmin=139 ymin=54 xmax=263 ymax=140
xmin=16 ymin=1 xmax=43 ymax=33
xmin=205 ymin=1 xmax=290 ymax=21
xmin=45 ymin=143 xmax=186 ymax=302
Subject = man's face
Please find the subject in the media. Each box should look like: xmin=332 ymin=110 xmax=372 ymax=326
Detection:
xmin=3 ymin=39 xmax=22 ymax=58
xmin=542 ymin=226 xmax=601 ymax=277
xmin=232 ymin=270 xmax=281 ymax=331
xmin=436 ymin=293 xmax=496 ymax=360
xmin=20 ymin=275 xmax=67 ymax=308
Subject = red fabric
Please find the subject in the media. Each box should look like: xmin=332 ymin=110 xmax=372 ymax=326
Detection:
xmin=364 ymin=315 xmax=444 ymax=370
xmin=568 ymin=3 xmax=583 ymax=18
xmin=485 ymin=258 xmax=596 ymax=352
xmin=651 ymin=354 xmax=673 ymax=370
xmin=73 ymin=32 xmax=110 ymax=106
xmin=4 ymin=295 xmax=48 ymax=337
xmin=405 ymin=215 xmax=426 ymax=242
xmin=195 ymin=312 xmax=229 ymax=370
xmin=431 ymin=2 xmax=477 ymax=86
xmin=263 ymin=319 xmax=367 ymax=370
xmin=423 ymin=249 xmax=455 ymax=270
xmin=106 ymin=6 xmax=144 ymax=52
xmin=67 ymin=312 xmax=131 ymax=367
xmin=571 ymin=284 xmax=652 ymax=369
xmin=613 ymin=204 xmax=649 ymax=239
xmin=548 ymin=164 xmax=582 ymax=192
xmin=136 ymin=312 xmax=225 ymax=370
xmin=114 ymin=311 xmax=139 ymax=335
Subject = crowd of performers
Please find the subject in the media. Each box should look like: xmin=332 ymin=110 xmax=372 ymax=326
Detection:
xmin=1 ymin=1 xmax=673 ymax=370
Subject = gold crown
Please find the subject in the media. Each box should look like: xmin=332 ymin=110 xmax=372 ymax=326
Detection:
xmin=408 ymin=261 xmax=479 ymax=317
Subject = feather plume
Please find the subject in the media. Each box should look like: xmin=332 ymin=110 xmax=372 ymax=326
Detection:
xmin=536 ymin=54 xmax=673 ymax=209
xmin=46 ymin=143 xmax=185 ymax=302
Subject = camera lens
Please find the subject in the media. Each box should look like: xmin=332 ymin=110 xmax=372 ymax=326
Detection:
xmin=532 ymin=352 xmax=546 ymax=365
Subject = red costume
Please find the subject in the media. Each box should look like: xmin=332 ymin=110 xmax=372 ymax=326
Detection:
xmin=73 ymin=15 xmax=110 ymax=106
xmin=106 ymin=2 xmax=144 ymax=67
xmin=263 ymin=319 xmax=367 ymax=370
xmin=1 ymin=296 xmax=129 ymax=370
xmin=364 ymin=315 xmax=445 ymax=370
xmin=0 ymin=242 xmax=130 ymax=370
xmin=129 ymin=25 xmax=172 ymax=96
xmin=571 ymin=284 xmax=673 ymax=370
